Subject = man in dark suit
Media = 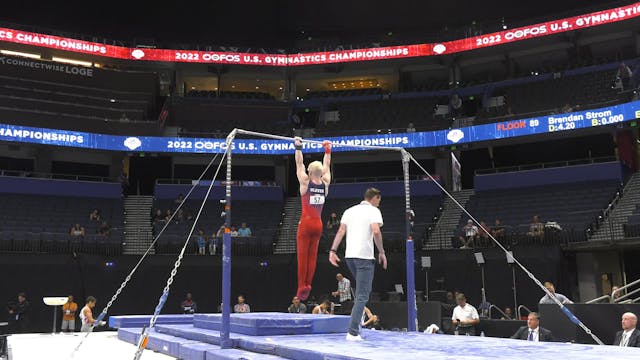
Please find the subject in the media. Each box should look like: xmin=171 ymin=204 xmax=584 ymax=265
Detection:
xmin=511 ymin=312 xmax=555 ymax=342
xmin=613 ymin=312 xmax=640 ymax=347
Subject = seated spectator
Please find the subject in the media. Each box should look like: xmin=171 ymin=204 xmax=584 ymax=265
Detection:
xmin=165 ymin=209 xmax=173 ymax=222
xmin=477 ymin=221 xmax=491 ymax=247
xmin=539 ymin=281 xmax=573 ymax=305
xmin=230 ymin=226 xmax=239 ymax=237
xmin=154 ymin=209 xmax=165 ymax=223
xmin=612 ymin=285 xmax=623 ymax=301
xmin=186 ymin=210 xmax=194 ymax=221
xmin=180 ymin=293 xmax=197 ymax=314
xmin=237 ymin=222 xmax=252 ymax=237
xmin=89 ymin=209 xmax=101 ymax=222
xmin=501 ymin=307 xmax=513 ymax=320
xmin=288 ymin=296 xmax=307 ymax=314
xmin=527 ymin=215 xmax=544 ymax=241
xmin=70 ymin=224 xmax=85 ymax=237
xmin=326 ymin=212 xmax=339 ymax=231
xmin=174 ymin=194 xmax=184 ymax=205
xmin=406 ymin=123 xmax=416 ymax=132
xmin=511 ymin=312 xmax=555 ymax=342
xmin=491 ymin=219 xmax=505 ymax=239
xmin=98 ymin=221 xmax=111 ymax=237
xmin=234 ymin=295 xmax=250 ymax=313
xmin=196 ymin=229 xmax=206 ymax=255
xmin=458 ymin=220 xmax=478 ymax=249
xmin=312 ymin=297 xmax=334 ymax=315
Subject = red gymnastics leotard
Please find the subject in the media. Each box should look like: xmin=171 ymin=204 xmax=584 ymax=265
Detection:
xmin=296 ymin=180 xmax=326 ymax=300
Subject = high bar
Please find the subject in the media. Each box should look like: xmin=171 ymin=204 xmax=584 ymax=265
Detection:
xmin=233 ymin=128 xmax=405 ymax=152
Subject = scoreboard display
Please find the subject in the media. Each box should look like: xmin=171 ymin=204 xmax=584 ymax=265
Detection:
xmin=0 ymin=100 xmax=638 ymax=154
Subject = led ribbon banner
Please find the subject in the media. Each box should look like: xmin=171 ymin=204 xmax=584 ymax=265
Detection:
xmin=1 ymin=3 xmax=640 ymax=65
xmin=0 ymin=100 xmax=638 ymax=154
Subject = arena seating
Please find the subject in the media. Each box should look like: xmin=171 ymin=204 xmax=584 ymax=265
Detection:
xmin=0 ymin=56 xmax=159 ymax=134
xmin=623 ymin=208 xmax=640 ymax=238
xmin=0 ymin=194 xmax=124 ymax=255
xmin=152 ymin=199 xmax=283 ymax=256
xmin=453 ymin=180 xmax=620 ymax=247
xmin=321 ymin=195 xmax=442 ymax=253
xmin=169 ymin=96 xmax=292 ymax=136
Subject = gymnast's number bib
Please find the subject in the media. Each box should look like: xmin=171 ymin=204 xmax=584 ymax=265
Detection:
xmin=310 ymin=194 xmax=325 ymax=205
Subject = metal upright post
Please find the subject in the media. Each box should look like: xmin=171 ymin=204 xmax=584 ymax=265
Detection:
xmin=220 ymin=131 xmax=235 ymax=349
xmin=401 ymin=150 xmax=417 ymax=332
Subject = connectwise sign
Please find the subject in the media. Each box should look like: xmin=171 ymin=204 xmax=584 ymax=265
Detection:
xmin=0 ymin=3 xmax=640 ymax=66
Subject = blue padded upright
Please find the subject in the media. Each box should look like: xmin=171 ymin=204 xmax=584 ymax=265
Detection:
xmin=109 ymin=314 xmax=194 ymax=329
xmin=193 ymin=312 xmax=349 ymax=336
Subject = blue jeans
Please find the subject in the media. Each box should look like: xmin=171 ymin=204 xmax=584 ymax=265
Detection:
xmin=345 ymin=258 xmax=375 ymax=336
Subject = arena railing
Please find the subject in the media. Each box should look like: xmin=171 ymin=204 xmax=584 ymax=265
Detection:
xmin=474 ymin=156 xmax=618 ymax=175
xmin=0 ymin=169 xmax=116 ymax=182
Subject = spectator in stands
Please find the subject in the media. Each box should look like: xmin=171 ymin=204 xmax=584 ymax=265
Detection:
xmin=180 ymin=293 xmax=197 ymax=314
xmin=176 ymin=208 xmax=185 ymax=223
xmin=196 ymin=229 xmax=206 ymax=255
xmin=477 ymin=221 xmax=491 ymax=247
xmin=312 ymin=297 xmax=334 ymax=315
xmin=211 ymin=225 xmax=225 ymax=255
xmin=511 ymin=312 xmax=555 ymax=342
xmin=501 ymin=307 xmax=513 ymax=320
xmin=154 ymin=209 xmax=165 ymax=223
xmin=7 ymin=292 xmax=30 ymax=333
xmin=406 ymin=123 xmax=416 ymax=132
xmin=98 ymin=221 xmax=110 ymax=237
xmin=288 ymin=296 xmax=307 ymax=314
xmin=459 ymin=220 xmax=478 ymax=249
xmin=616 ymin=63 xmax=633 ymax=91
xmin=70 ymin=223 xmax=85 ymax=237
xmin=326 ymin=212 xmax=339 ymax=230
xmin=165 ymin=210 xmax=173 ymax=223
xmin=230 ymin=226 xmax=239 ymax=237
xmin=612 ymin=285 xmax=623 ymax=301
xmin=119 ymin=171 xmax=129 ymax=197
xmin=186 ymin=210 xmax=194 ymax=221
xmin=491 ymin=219 xmax=505 ymax=239
xmin=451 ymin=293 xmax=479 ymax=335
xmin=613 ymin=312 xmax=640 ymax=347
xmin=61 ymin=295 xmax=78 ymax=332
xmin=539 ymin=281 xmax=573 ymax=305
xmin=237 ymin=222 xmax=252 ymax=237
xmin=527 ymin=215 xmax=544 ymax=241
xmin=175 ymin=194 xmax=184 ymax=205
xmin=89 ymin=209 xmax=101 ymax=222
xmin=331 ymin=273 xmax=352 ymax=304
xmin=234 ymin=295 xmax=250 ymax=313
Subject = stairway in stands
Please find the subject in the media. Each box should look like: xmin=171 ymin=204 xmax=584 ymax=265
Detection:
xmin=590 ymin=173 xmax=640 ymax=242
xmin=122 ymin=195 xmax=155 ymax=255
xmin=423 ymin=189 xmax=475 ymax=250
xmin=274 ymin=197 xmax=301 ymax=254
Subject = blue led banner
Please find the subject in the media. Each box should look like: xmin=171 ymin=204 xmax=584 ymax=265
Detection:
xmin=1 ymin=100 xmax=639 ymax=154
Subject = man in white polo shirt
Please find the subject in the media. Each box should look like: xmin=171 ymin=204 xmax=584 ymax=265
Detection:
xmin=329 ymin=188 xmax=387 ymax=341
xmin=451 ymin=293 xmax=479 ymax=335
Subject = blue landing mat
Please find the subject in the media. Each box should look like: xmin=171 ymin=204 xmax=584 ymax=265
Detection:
xmin=236 ymin=329 xmax=640 ymax=360
xmin=109 ymin=314 xmax=193 ymax=328
xmin=117 ymin=327 xmax=141 ymax=344
xmin=180 ymin=343 xmax=220 ymax=360
xmin=155 ymin=324 xmax=237 ymax=346
xmin=206 ymin=348 xmax=286 ymax=360
xmin=193 ymin=312 xmax=350 ymax=335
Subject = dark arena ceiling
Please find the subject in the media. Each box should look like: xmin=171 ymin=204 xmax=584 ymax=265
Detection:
xmin=1 ymin=0 xmax=623 ymax=49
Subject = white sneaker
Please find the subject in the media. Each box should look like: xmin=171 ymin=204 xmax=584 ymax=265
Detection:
xmin=346 ymin=333 xmax=364 ymax=341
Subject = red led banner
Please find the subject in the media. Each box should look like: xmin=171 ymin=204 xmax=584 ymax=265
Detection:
xmin=1 ymin=2 xmax=639 ymax=66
